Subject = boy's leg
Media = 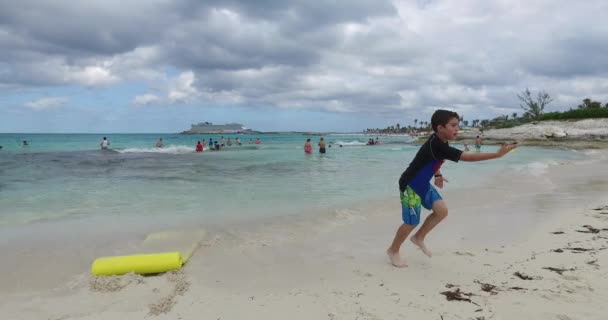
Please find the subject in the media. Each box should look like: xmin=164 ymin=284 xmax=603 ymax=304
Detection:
xmin=411 ymin=200 xmax=448 ymax=257
xmin=387 ymin=223 xmax=416 ymax=267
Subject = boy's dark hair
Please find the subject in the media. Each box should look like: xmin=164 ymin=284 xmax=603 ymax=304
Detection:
xmin=431 ymin=109 xmax=460 ymax=132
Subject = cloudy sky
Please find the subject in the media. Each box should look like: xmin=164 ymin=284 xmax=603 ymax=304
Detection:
xmin=1 ymin=0 xmax=607 ymax=133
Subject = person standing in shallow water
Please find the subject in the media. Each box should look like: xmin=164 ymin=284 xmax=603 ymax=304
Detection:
xmin=100 ymin=137 xmax=110 ymax=149
xmin=475 ymin=135 xmax=482 ymax=152
xmin=304 ymin=139 xmax=313 ymax=154
xmin=318 ymin=137 xmax=326 ymax=154
xmin=386 ymin=109 xmax=517 ymax=268
xmin=155 ymin=138 xmax=164 ymax=148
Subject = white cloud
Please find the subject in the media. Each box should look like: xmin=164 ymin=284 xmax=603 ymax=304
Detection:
xmin=24 ymin=97 xmax=68 ymax=111
xmin=66 ymin=66 xmax=119 ymax=87
xmin=132 ymin=71 xmax=206 ymax=106
xmin=168 ymin=71 xmax=200 ymax=103
xmin=132 ymin=93 xmax=160 ymax=106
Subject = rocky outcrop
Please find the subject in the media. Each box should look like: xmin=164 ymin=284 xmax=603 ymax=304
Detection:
xmin=459 ymin=119 xmax=608 ymax=142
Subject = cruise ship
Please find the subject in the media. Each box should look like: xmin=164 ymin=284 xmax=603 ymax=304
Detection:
xmin=181 ymin=122 xmax=248 ymax=134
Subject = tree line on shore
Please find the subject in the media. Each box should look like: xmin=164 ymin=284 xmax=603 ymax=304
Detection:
xmin=365 ymin=89 xmax=608 ymax=134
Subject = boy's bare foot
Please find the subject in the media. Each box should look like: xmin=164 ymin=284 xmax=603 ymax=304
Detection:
xmin=411 ymin=236 xmax=432 ymax=257
xmin=386 ymin=249 xmax=407 ymax=268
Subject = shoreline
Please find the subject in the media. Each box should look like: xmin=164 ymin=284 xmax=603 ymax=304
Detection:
xmin=2 ymin=150 xmax=608 ymax=319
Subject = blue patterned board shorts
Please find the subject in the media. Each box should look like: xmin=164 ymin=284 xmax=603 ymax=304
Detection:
xmin=400 ymin=185 xmax=442 ymax=226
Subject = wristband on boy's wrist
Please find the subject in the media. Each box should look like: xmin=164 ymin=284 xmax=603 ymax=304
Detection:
xmin=434 ymin=174 xmax=442 ymax=178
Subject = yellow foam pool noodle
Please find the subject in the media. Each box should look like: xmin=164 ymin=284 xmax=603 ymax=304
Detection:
xmin=91 ymin=252 xmax=183 ymax=276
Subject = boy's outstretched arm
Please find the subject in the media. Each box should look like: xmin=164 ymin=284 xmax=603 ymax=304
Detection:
xmin=460 ymin=143 xmax=516 ymax=162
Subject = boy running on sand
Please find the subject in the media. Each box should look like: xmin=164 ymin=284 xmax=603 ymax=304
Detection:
xmin=387 ymin=110 xmax=517 ymax=267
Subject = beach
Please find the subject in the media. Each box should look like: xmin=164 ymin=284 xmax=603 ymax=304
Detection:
xmin=0 ymin=133 xmax=607 ymax=319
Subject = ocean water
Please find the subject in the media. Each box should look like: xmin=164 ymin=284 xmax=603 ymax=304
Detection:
xmin=0 ymin=133 xmax=585 ymax=231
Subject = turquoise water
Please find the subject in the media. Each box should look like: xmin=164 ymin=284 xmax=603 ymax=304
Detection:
xmin=0 ymin=133 xmax=585 ymax=228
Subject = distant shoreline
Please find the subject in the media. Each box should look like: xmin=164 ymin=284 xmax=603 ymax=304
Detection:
xmin=179 ymin=131 xmax=384 ymax=135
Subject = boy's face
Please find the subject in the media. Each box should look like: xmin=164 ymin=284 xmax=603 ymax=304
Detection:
xmin=437 ymin=117 xmax=460 ymax=140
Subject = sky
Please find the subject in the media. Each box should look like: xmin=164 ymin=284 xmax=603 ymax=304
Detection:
xmin=1 ymin=0 xmax=607 ymax=133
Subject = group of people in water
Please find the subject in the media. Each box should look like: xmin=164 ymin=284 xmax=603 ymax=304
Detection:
xmin=304 ymin=137 xmax=327 ymax=154
xmin=6 ymin=135 xmax=481 ymax=153
xmin=462 ymin=136 xmax=483 ymax=152
xmin=367 ymin=137 xmax=381 ymax=145
xmin=194 ymin=136 xmax=262 ymax=152
xmin=98 ymin=136 xmax=262 ymax=152
xmin=2 ymin=135 xmax=482 ymax=154
xmin=303 ymin=136 xmax=384 ymax=154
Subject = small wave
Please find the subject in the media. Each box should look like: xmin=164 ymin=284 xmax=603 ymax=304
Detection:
xmin=402 ymin=136 xmax=418 ymax=143
xmin=511 ymin=160 xmax=559 ymax=176
xmin=333 ymin=140 xmax=367 ymax=146
xmin=582 ymin=149 xmax=608 ymax=160
xmin=116 ymin=145 xmax=196 ymax=154
xmin=582 ymin=150 xmax=601 ymax=156
xmin=333 ymin=208 xmax=365 ymax=222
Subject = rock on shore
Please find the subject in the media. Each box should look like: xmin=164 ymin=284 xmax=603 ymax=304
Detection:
xmin=457 ymin=119 xmax=608 ymax=148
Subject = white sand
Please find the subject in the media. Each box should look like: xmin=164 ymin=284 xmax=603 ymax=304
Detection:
xmin=2 ymin=151 xmax=608 ymax=320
